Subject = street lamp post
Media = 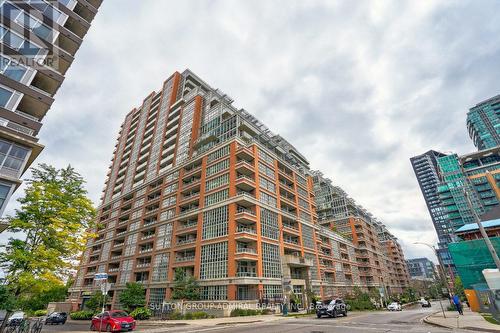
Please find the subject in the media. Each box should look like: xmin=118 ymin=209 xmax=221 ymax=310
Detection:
xmin=414 ymin=242 xmax=450 ymax=318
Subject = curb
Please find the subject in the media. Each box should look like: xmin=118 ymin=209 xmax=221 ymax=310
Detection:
xmin=422 ymin=312 xmax=455 ymax=330
xmin=422 ymin=312 xmax=489 ymax=333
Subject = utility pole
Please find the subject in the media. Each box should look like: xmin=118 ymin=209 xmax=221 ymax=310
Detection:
xmin=414 ymin=242 xmax=450 ymax=318
xmin=463 ymin=188 xmax=500 ymax=269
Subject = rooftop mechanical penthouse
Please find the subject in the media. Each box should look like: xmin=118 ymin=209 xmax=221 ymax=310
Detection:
xmin=71 ymin=70 xmax=409 ymax=309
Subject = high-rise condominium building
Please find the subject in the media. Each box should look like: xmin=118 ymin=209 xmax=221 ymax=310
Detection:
xmin=312 ymin=171 xmax=410 ymax=294
xmin=467 ymin=95 xmax=500 ymax=151
xmin=0 ymin=0 xmax=101 ymax=215
xmin=410 ymin=150 xmax=453 ymax=267
xmin=71 ymin=70 xmax=409 ymax=309
xmin=406 ymin=258 xmax=436 ymax=281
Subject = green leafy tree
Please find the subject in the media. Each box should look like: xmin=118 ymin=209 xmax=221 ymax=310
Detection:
xmin=0 ymin=285 xmax=16 ymax=311
xmin=454 ymin=277 xmax=465 ymax=300
xmin=0 ymin=164 xmax=96 ymax=297
xmin=18 ymin=283 xmax=68 ymax=312
xmin=119 ymin=282 xmax=146 ymax=312
xmin=171 ymin=268 xmax=200 ymax=300
xmin=84 ymin=291 xmax=110 ymax=312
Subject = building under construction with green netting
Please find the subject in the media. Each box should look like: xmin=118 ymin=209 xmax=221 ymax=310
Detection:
xmin=448 ymin=236 xmax=500 ymax=289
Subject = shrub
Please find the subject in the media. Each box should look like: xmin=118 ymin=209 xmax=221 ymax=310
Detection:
xmin=70 ymin=310 xmax=95 ymax=320
xmin=130 ymin=307 xmax=152 ymax=320
xmin=183 ymin=312 xmax=193 ymax=320
xmin=447 ymin=304 xmax=457 ymax=311
xmin=33 ymin=309 xmax=47 ymax=317
xmin=230 ymin=308 xmax=260 ymax=317
xmin=190 ymin=311 xmax=212 ymax=319
xmin=166 ymin=311 xmax=183 ymax=320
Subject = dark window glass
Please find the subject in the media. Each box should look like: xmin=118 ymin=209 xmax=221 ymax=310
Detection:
xmin=0 ymin=86 xmax=13 ymax=107
xmin=9 ymin=146 xmax=28 ymax=159
xmin=0 ymin=184 xmax=10 ymax=199
xmin=4 ymin=63 xmax=26 ymax=81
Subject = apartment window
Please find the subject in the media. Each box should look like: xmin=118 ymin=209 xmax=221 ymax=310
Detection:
xmin=0 ymin=86 xmax=12 ymax=107
xmin=205 ymin=173 xmax=229 ymax=191
xmin=258 ymin=149 xmax=274 ymax=165
xmin=296 ymin=175 xmax=307 ymax=187
xmin=202 ymin=206 xmax=228 ymax=240
xmin=301 ymin=224 xmax=314 ymax=249
xmin=1 ymin=2 xmax=56 ymax=42
xmin=299 ymin=210 xmax=311 ymax=222
xmin=200 ymin=285 xmax=227 ymax=300
xmin=119 ymin=259 xmax=133 ymax=284
xmin=133 ymin=198 xmax=145 ymax=208
xmin=207 ymin=145 xmax=230 ymax=163
xmin=0 ymin=183 xmax=11 ymax=209
xmin=261 ymin=242 xmax=281 ymax=278
xmin=159 ymin=209 xmax=175 ymax=222
xmin=260 ymin=177 xmax=276 ymax=193
xmin=263 ymin=285 xmax=282 ymax=299
xmin=131 ymin=210 xmax=142 ymax=219
xmin=162 ymin=195 xmax=176 ymax=208
xmin=0 ymin=25 xmax=42 ymax=57
xmin=151 ymin=253 xmax=169 ymax=282
xmin=156 ymin=223 xmax=172 ymax=250
xmin=204 ymin=189 xmax=228 ymax=206
xmin=0 ymin=139 xmax=29 ymax=173
xmin=297 ymin=186 xmax=308 ymax=199
xmin=100 ymin=241 xmax=111 ymax=261
xmin=124 ymin=233 xmax=138 ymax=256
xmin=206 ymin=158 xmax=229 ymax=176
xmin=298 ymin=198 xmax=309 ymax=209
xmin=163 ymin=183 xmax=178 ymax=195
xmin=306 ymin=253 xmax=319 ymax=280
xmin=200 ymin=242 xmax=227 ymax=279
xmin=259 ymin=192 xmax=277 ymax=207
xmin=260 ymin=208 xmax=279 ymax=240
xmin=258 ymin=162 xmax=275 ymax=178
xmin=149 ymin=288 xmax=166 ymax=306
xmin=0 ymin=55 xmax=27 ymax=82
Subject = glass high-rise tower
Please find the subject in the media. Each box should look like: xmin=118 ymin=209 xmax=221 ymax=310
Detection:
xmin=467 ymin=95 xmax=500 ymax=151
xmin=410 ymin=150 xmax=452 ymax=266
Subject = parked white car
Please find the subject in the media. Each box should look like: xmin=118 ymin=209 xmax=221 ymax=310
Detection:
xmin=387 ymin=302 xmax=402 ymax=311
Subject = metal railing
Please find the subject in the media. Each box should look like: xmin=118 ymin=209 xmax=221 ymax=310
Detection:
xmin=237 ymin=225 xmax=256 ymax=234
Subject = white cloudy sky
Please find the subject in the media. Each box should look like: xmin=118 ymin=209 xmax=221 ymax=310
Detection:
xmin=3 ymin=0 xmax=500 ymax=263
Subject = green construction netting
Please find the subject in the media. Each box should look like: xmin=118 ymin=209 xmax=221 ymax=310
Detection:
xmin=448 ymin=237 xmax=500 ymax=289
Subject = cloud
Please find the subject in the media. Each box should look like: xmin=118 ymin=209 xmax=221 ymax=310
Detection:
xmin=3 ymin=0 xmax=500 ymax=262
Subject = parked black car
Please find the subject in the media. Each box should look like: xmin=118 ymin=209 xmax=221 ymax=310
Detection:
xmin=316 ymin=299 xmax=348 ymax=318
xmin=45 ymin=312 xmax=67 ymax=325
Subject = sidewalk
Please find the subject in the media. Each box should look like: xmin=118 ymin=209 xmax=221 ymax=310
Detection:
xmin=424 ymin=308 xmax=500 ymax=332
xmin=142 ymin=314 xmax=285 ymax=327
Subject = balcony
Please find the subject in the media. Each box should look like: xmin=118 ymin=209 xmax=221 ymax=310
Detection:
xmin=179 ymin=220 xmax=198 ymax=230
xmin=176 ymin=255 xmax=195 ymax=262
xmin=136 ymin=263 xmax=151 ymax=269
xmin=235 ymin=206 xmax=257 ymax=224
xmin=235 ymin=174 xmax=255 ymax=192
xmin=236 ymin=246 xmax=256 ymax=254
xmin=235 ymin=190 xmax=256 ymax=205
xmin=177 ymin=237 xmax=197 ymax=246
xmin=235 ymin=145 xmax=254 ymax=162
xmin=235 ymin=159 xmax=255 ymax=176
xmin=236 ymin=225 xmax=257 ymax=234
xmin=236 ymin=271 xmax=257 ymax=278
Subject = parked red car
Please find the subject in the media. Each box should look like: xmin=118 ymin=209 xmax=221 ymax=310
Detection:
xmin=90 ymin=310 xmax=136 ymax=332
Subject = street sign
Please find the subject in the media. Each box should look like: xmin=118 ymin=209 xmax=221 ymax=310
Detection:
xmin=100 ymin=282 xmax=111 ymax=295
xmin=94 ymin=273 xmax=108 ymax=281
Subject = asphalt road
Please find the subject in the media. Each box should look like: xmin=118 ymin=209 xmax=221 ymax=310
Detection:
xmin=42 ymin=302 xmax=469 ymax=333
